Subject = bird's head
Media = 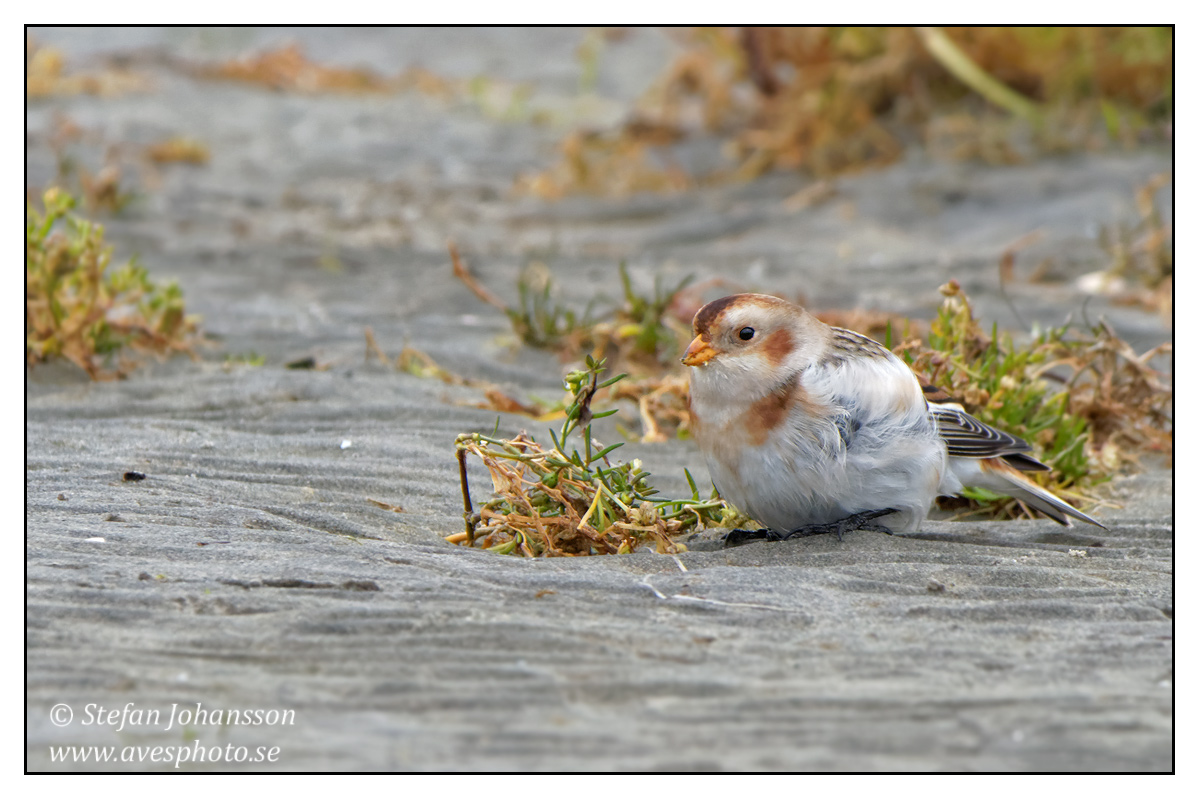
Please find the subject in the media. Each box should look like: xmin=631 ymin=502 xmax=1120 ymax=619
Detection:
xmin=682 ymin=293 xmax=825 ymax=382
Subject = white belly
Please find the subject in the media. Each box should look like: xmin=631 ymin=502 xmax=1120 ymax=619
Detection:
xmin=701 ymin=413 xmax=947 ymax=534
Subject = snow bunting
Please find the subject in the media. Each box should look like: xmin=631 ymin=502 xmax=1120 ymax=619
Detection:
xmin=682 ymin=293 xmax=1103 ymax=539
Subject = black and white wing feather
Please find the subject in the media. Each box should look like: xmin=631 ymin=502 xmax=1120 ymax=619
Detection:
xmin=926 ymin=399 xmax=1050 ymax=472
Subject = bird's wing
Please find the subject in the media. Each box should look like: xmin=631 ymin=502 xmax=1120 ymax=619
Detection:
xmin=926 ymin=399 xmax=1049 ymax=470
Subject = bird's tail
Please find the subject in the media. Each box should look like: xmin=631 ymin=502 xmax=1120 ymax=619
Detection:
xmin=954 ymin=457 xmax=1107 ymax=529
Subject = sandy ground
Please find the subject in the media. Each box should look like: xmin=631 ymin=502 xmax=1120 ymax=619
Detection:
xmin=26 ymin=27 xmax=1172 ymax=772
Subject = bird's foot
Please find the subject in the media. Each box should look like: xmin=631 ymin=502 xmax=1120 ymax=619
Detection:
xmin=778 ymin=508 xmax=897 ymax=542
xmin=723 ymin=528 xmax=774 ymax=547
xmin=724 ymin=509 xmax=898 ymax=547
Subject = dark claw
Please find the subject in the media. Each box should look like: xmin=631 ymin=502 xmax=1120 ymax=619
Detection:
xmin=724 ymin=508 xmax=897 ymax=547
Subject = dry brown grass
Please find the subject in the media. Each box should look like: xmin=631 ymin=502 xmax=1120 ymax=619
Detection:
xmin=449 ymin=359 xmax=740 ymax=557
xmin=26 ymin=35 xmax=150 ymax=98
xmin=1093 ymin=171 xmax=1173 ymax=320
xmin=200 ymin=43 xmax=456 ymax=96
xmin=144 ymin=137 xmax=211 ymax=165
xmin=895 ymin=280 xmax=1171 ymax=520
xmin=522 ymin=26 xmax=1172 ymax=198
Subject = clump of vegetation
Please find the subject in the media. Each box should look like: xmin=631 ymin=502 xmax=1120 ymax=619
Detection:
xmin=1092 ymin=171 xmax=1173 ymax=318
xmin=37 ymin=113 xmax=212 ymax=215
xmin=201 ymin=43 xmax=575 ymax=126
xmin=894 ymin=280 xmax=1171 ymax=519
xmin=449 ymin=357 xmax=740 ymax=556
xmin=145 ymin=137 xmax=211 ymax=165
xmin=200 ymin=43 xmax=455 ymax=96
xmin=26 ymin=35 xmax=150 ymax=98
xmin=501 ymin=261 xmax=603 ymax=352
xmin=516 ymin=125 xmax=692 ymax=199
xmin=26 ymin=188 xmax=200 ymax=379
xmin=451 ymin=244 xmax=693 ymax=366
xmin=37 ymin=115 xmax=135 ymax=214
xmin=608 ymin=373 xmax=691 ymax=444
xmin=523 ymin=26 xmax=1172 ymax=198
xmin=71 ymin=163 xmax=133 ymax=215
xmin=203 ymin=43 xmax=394 ymax=93
xmin=450 ymin=244 xmax=698 ymax=440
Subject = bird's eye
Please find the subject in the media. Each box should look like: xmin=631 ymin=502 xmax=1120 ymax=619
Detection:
xmin=738 ymin=327 xmax=755 ymax=341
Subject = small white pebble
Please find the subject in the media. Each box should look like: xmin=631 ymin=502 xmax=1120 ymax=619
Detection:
xmin=340 ymin=439 xmax=353 ymax=450
xmin=1011 ymin=730 xmax=1025 ymax=743
xmin=85 ymin=537 xmax=105 ymax=543
xmin=1069 ymin=549 xmax=1087 ymax=558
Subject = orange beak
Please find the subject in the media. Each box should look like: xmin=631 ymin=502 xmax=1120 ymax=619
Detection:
xmin=681 ymin=336 xmax=718 ymax=367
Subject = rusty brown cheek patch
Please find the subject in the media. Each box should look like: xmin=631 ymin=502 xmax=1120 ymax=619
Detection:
xmin=760 ymin=328 xmax=794 ymax=368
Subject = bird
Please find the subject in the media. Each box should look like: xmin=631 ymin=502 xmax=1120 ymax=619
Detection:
xmin=680 ymin=293 xmax=1103 ymax=542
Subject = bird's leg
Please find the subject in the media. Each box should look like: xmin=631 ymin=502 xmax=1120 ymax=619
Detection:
xmin=777 ymin=508 xmax=898 ymax=542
